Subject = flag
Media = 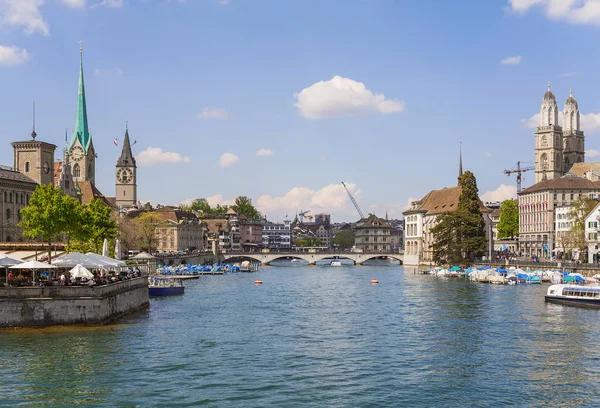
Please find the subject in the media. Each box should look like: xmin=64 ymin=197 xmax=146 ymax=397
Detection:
xmin=113 ymin=139 xmax=118 ymax=146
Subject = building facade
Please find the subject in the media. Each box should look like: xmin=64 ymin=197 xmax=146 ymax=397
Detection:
xmin=262 ymin=220 xmax=291 ymax=250
xmin=115 ymin=125 xmax=137 ymax=209
xmin=0 ymin=166 xmax=37 ymax=242
xmin=534 ymin=86 xmax=585 ymax=183
xmin=154 ymin=207 xmax=203 ymax=252
xmin=354 ymin=214 xmax=391 ymax=252
xmin=585 ymin=203 xmax=600 ymax=263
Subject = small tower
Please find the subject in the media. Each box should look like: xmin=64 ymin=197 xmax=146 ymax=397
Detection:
xmin=56 ymin=137 xmax=78 ymax=198
xmin=69 ymin=43 xmax=96 ymax=185
xmin=11 ymin=102 xmax=56 ymax=185
xmin=115 ymin=123 xmax=137 ymax=209
xmin=535 ymin=84 xmax=563 ymax=183
xmin=562 ymin=89 xmax=585 ymax=172
xmin=458 ymin=142 xmax=463 ymax=186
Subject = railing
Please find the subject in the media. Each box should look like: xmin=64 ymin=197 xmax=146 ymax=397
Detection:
xmin=0 ymin=277 xmax=147 ymax=299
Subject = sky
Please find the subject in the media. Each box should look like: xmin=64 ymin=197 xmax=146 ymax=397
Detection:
xmin=2 ymin=0 xmax=600 ymax=222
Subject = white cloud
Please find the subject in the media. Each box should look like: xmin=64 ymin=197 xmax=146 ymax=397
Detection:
xmin=586 ymin=149 xmax=600 ymax=158
xmin=197 ymin=107 xmax=228 ymax=120
xmin=294 ymin=75 xmax=405 ymax=119
xmin=218 ymin=152 xmax=238 ymax=167
xmin=559 ymin=72 xmax=576 ymax=77
xmin=480 ymin=184 xmax=517 ymax=203
xmin=484 ymin=152 xmax=493 ymax=158
xmin=0 ymin=0 xmax=50 ymax=35
xmin=507 ymin=0 xmax=600 ymax=26
xmin=61 ymin=0 xmax=85 ymax=8
xmin=0 ymin=45 xmax=29 ymax=65
xmin=206 ymin=194 xmax=235 ymax=207
xmin=500 ymin=55 xmax=522 ymax=65
xmin=218 ymin=0 xmax=230 ymax=5
xmin=256 ymin=148 xmax=274 ymax=157
xmin=256 ymin=183 xmax=364 ymax=220
xmin=94 ymin=0 xmax=123 ymax=7
xmin=522 ymin=110 xmax=600 ymax=133
xmin=137 ymin=147 xmax=190 ymax=166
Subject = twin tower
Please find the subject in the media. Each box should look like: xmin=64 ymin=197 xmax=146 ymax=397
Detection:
xmin=534 ymin=84 xmax=584 ymax=183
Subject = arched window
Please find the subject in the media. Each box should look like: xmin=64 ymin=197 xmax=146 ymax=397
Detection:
xmin=88 ymin=165 xmax=92 ymax=177
xmin=25 ymin=162 xmax=30 ymax=172
xmin=564 ymin=157 xmax=570 ymax=170
xmin=73 ymin=163 xmax=80 ymax=178
xmin=20 ymin=193 xmax=23 ymax=204
xmin=541 ymin=153 xmax=548 ymax=170
xmin=6 ymin=208 xmax=11 ymax=222
xmin=3 ymin=192 xmax=6 ymax=203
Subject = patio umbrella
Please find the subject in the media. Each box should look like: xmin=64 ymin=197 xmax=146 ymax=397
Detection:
xmin=115 ymin=239 xmax=121 ymax=260
xmin=0 ymin=254 xmax=24 ymax=285
xmin=132 ymin=252 xmax=155 ymax=260
xmin=85 ymin=252 xmax=126 ymax=267
xmin=69 ymin=264 xmax=94 ymax=279
xmin=9 ymin=260 xmax=57 ymax=283
xmin=52 ymin=252 xmax=99 ymax=269
xmin=102 ymin=239 xmax=109 ymax=257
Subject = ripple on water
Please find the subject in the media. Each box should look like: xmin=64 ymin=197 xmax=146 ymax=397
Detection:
xmin=1 ymin=267 xmax=600 ymax=407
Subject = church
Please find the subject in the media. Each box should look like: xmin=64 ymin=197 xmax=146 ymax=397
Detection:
xmin=2 ymin=46 xmax=139 ymax=241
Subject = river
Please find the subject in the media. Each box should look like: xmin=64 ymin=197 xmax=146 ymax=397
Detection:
xmin=1 ymin=264 xmax=599 ymax=407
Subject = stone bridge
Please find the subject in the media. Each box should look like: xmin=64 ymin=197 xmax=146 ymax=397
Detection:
xmin=222 ymin=251 xmax=403 ymax=266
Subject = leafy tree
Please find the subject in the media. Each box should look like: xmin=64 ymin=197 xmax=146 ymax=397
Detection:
xmin=19 ymin=184 xmax=81 ymax=262
xmin=135 ymin=212 xmax=164 ymax=253
xmin=568 ymin=195 xmax=597 ymax=261
xmin=231 ymin=196 xmax=260 ymax=219
xmin=431 ymin=171 xmax=486 ymax=266
xmin=186 ymin=198 xmax=211 ymax=213
xmin=497 ymin=199 xmax=519 ymax=239
xmin=295 ymin=237 xmax=323 ymax=247
xmin=332 ymin=229 xmax=355 ymax=249
xmin=72 ymin=199 xmax=118 ymax=254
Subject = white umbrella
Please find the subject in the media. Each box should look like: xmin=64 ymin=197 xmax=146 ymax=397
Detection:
xmin=9 ymin=260 xmax=56 ymax=269
xmin=69 ymin=264 xmax=94 ymax=279
xmin=52 ymin=252 xmax=99 ymax=268
xmin=85 ymin=252 xmax=126 ymax=267
xmin=102 ymin=238 xmax=109 ymax=257
xmin=132 ymin=252 xmax=155 ymax=259
xmin=115 ymin=239 xmax=121 ymax=260
xmin=0 ymin=254 xmax=24 ymax=285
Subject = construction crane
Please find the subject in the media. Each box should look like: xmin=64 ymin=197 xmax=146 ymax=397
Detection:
xmin=298 ymin=209 xmax=311 ymax=223
xmin=504 ymin=161 xmax=535 ymax=193
xmin=342 ymin=181 xmax=366 ymax=219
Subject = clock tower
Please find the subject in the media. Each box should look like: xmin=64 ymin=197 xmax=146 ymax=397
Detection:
xmin=115 ymin=124 xmax=137 ymax=209
xmin=69 ymin=44 xmax=96 ymax=185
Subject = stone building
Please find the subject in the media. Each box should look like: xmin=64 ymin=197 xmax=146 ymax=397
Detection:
xmin=262 ymin=220 xmax=291 ymax=250
xmin=534 ymin=86 xmax=585 ymax=183
xmin=518 ymin=176 xmax=600 ymax=257
xmin=203 ymin=218 xmax=232 ymax=252
xmin=53 ymin=148 xmax=78 ymax=198
xmin=115 ymin=125 xmax=137 ymax=210
xmin=354 ymin=214 xmax=391 ymax=252
xmin=154 ymin=207 xmax=203 ymax=252
xmin=0 ymin=166 xmax=37 ymax=242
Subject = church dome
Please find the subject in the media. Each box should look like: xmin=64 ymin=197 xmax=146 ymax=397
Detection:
xmin=565 ymin=90 xmax=578 ymax=108
xmin=542 ymin=83 xmax=556 ymax=102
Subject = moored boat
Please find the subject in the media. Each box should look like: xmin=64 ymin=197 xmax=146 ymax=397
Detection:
xmin=330 ymin=260 xmax=342 ymax=267
xmin=148 ymin=277 xmax=185 ymax=296
xmin=545 ymin=284 xmax=600 ymax=307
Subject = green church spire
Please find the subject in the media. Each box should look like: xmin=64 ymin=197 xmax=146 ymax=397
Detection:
xmin=70 ymin=43 xmax=91 ymax=153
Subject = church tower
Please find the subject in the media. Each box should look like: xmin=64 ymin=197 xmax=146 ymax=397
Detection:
xmin=535 ymin=84 xmax=563 ymax=183
xmin=562 ymin=89 xmax=585 ymax=172
xmin=69 ymin=44 xmax=96 ymax=185
xmin=115 ymin=124 xmax=137 ymax=209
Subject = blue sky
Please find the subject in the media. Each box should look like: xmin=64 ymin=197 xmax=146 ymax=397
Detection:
xmin=2 ymin=0 xmax=600 ymax=222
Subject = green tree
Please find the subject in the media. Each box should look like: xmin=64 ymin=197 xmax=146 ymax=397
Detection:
xmin=497 ymin=199 xmax=519 ymax=239
xmin=19 ymin=184 xmax=81 ymax=262
xmin=332 ymin=229 xmax=355 ymax=249
xmin=295 ymin=237 xmax=323 ymax=247
xmin=73 ymin=199 xmax=119 ymax=254
xmin=231 ymin=196 xmax=260 ymax=219
xmin=135 ymin=212 xmax=164 ymax=253
xmin=568 ymin=195 xmax=597 ymax=261
xmin=431 ymin=171 xmax=486 ymax=266
xmin=186 ymin=198 xmax=211 ymax=213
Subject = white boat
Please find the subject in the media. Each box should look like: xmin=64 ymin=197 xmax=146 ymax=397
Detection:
xmin=330 ymin=260 xmax=343 ymax=267
xmin=545 ymin=284 xmax=600 ymax=307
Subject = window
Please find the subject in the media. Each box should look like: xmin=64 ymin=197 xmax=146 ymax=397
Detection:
xmin=562 ymin=193 xmax=565 ymax=200
xmin=9 ymin=192 xmax=13 ymax=203
xmin=25 ymin=162 xmax=30 ymax=172
xmin=554 ymin=193 xmax=557 ymax=200
xmin=570 ymin=194 xmax=574 ymax=200
xmin=20 ymin=193 xmax=23 ymax=204
xmin=73 ymin=163 xmax=81 ymax=178
xmin=6 ymin=208 xmax=11 ymax=221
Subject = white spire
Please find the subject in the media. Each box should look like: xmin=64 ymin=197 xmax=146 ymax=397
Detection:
xmin=540 ymin=84 xmax=558 ymax=127
xmin=563 ymin=89 xmax=580 ymax=133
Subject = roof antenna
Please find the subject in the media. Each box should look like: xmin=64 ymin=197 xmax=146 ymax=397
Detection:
xmin=31 ymin=101 xmax=37 ymax=140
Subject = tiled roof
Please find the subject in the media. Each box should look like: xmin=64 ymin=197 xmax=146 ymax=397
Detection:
xmin=355 ymin=214 xmax=391 ymax=229
xmin=568 ymin=162 xmax=600 ymax=177
xmin=519 ymin=175 xmax=600 ymax=195
xmin=405 ymin=186 xmax=491 ymax=216
xmin=78 ymin=181 xmax=117 ymax=209
xmin=0 ymin=166 xmax=37 ymax=185
xmin=204 ymin=219 xmax=230 ymax=234
xmin=154 ymin=206 xmax=198 ymax=223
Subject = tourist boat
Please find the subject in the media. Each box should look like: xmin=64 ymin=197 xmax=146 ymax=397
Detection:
xmin=148 ymin=277 xmax=185 ymax=296
xmin=330 ymin=260 xmax=343 ymax=267
xmin=545 ymin=284 xmax=600 ymax=307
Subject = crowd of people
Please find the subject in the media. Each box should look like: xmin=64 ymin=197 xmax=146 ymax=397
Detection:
xmin=5 ymin=267 xmax=142 ymax=287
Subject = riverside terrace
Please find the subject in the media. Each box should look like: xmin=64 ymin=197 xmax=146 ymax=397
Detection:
xmin=0 ymin=277 xmax=149 ymax=327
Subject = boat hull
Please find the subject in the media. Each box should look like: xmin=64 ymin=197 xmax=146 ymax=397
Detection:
xmin=149 ymin=287 xmax=185 ymax=296
xmin=545 ymin=296 xmax=600 ymax=308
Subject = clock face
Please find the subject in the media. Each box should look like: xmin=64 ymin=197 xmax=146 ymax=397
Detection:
xmin=43 ymin=161 xmax=50 ymax=174
xmin=117 ymin=168 xmax=133 ymax=184
xmin=71 ymin=146 xmax=84 ymax=162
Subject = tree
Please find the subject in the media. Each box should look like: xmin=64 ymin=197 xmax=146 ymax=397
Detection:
xmin=186 ymin=198 xmax=211 ymax=213
xmin=497 ymin=199 xmax=519 ymax=239
xmin=430 ymin=171 xmax=486 ymax=266
xmin=332 ymin=229 xmax=355 ymax=249
xmin=135 ymin=212 xmax=164 ymax=253
xmin=295 ymin=237 xmax=323 ymax=247
xmin=568 ymin=195 xmax=597 ymax=261
xmin=73 ymin=199 xmax=119 ymax=254
xmin=231 ymin=196 xmax=260 ymax=219
xmin=19 ymin=184 xmax=81 ymax=262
